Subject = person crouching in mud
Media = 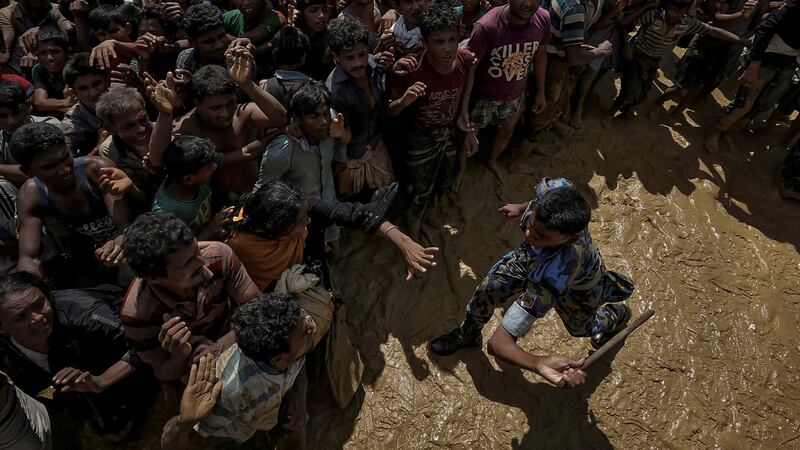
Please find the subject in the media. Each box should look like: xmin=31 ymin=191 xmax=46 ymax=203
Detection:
xmin=428 ymin=177 xmax=635 ymax=387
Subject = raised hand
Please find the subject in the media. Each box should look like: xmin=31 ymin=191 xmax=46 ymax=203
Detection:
xmin=89 ymin=40 xmax=117 ymax=70
xmin=401 ymin=81 xmax=426 ymax=106
xmin=98 ymin=167 xmax=134 ymax=196
xmin=329 ymin=113 xmax=346 ymax=139
xmin=95 ymin=235 xmax=124 ymax=267
xmin=145 ymin=71 xmax=181 ymax=114
xmin=19 ymin=27 xmax=39 ymax=54
xmin=392 ymin=54 xmax=419 ymax=76
xmin=179 ymin=353 xmax=222 ymax=424
xmin=159 ymin=314 xmax=193 ymax=357
xmin=226 ymin=47 xmax=254 ymax=86
xmin=163 ymin=2 xmax=184 ymax=23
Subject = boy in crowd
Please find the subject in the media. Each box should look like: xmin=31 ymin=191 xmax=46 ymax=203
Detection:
xmin=30 ymin=26 xmax=73 ymax=117
xmin=60 ymin=53 xmax=110 ymax=156
xmin=463 ymin=0 xmax=550 ymax=181
xmin=0 ymin=272 xmax=156 ymax=443
xmin=295 ymin=0 xmax=335 ymax=81
xmin=95 ymin=86 xmax=162 ymax=206
xmin=648 ymin=0 xmax=762 ymax=120
xmin=0 ymin=0 xmax=73 ymax=75
xmin=262 ymin=26 xmax=312 ymax=106
xmin=134 ymin=4 xmax=182 ymax=81
xmin=390 ymin=0 xmax=429 ymax=55
xmin=88 ymin=5 xmax=134 ymax=44
xmin=429 ymin=178 xmax=635 ymax=390
xmin=195 ymin=293 xmax=311 ymax=446
xmin=603 ymin=0 xmax=746 ymax=128
xmin=527 ymin=0 xmax=613 ymax=137
xmin=388 ymin=3 xmax=474 ymax=237
xmin=148 ymin=49 xmax=287 ymax=196
xmin=12 ymin=123 xmax=130 ymax=287
xmin=176 ymin=4 xmax=231 ymax=74
xmin=705 ymin=1 xmax=800 ymax=153
xmin=151 ymin=135 xmax=233 ymax=240
xmin=326 ymin=15 xmax=394 ymax=198
xmin=0 ymin=79 xmax=60 ymax=186
xmin=120 ymin=212 xmax=260 ymax=381
xmin=162 ymin=294 xmax=311 ymax=448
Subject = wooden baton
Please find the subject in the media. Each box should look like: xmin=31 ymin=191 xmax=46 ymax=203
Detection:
xmin=556 ymin=308 xmax=656 ymax=388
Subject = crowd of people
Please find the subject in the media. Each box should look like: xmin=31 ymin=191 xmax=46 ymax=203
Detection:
xmin=0 ymin=0 xmax=797 ymax=445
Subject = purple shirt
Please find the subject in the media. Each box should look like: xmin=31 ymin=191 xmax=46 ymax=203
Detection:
xmin=467 ymin=6 xmax=551 ymax=102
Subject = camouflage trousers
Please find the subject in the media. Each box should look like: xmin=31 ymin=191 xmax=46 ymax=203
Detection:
xmin=465 ymin=245 xmax=635 ymax=337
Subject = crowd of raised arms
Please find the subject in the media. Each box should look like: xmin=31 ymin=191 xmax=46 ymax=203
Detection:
xmin=0 ymin=0 xmax=796 ymax=446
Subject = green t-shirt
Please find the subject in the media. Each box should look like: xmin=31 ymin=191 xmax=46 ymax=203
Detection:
xmin=31 ymin=63 xmax=65 ymax=99
xmin=152 ymin=182 xmax=213 ymax=231
xmin=223 ymin=8 xmax=285 ymax=39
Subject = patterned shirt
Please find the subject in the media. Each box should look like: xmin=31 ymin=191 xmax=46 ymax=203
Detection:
xmin=632 ymin=9 xmax=712 ymax=58
xmin=543 ymin=0 xmax=587 ymax=57
xmin=196 ymin=344 xmax=304 ymax=442
xmin=120 ymin=242 xmax=257 ymax=370
xmin=60 ymin=102 xmax=103 ymax=156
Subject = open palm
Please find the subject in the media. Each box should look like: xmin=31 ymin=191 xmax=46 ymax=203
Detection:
xmin=179 ymin=353 xmax=222 ymax=423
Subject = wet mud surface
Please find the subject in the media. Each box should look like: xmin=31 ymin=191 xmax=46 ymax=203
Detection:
xmin=114 ymin=56 xmax=800 ymax=449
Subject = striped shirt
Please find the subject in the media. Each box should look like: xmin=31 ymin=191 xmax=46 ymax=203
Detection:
xmin=543 ymin=0 xmax=587 ymax=57
xmin=120 ymin=242 xmax=257 ymax=373
xmin=632 ymin=9 xmax=711 ymax=58
xmin=196 ymin=344 xmax=304 ymax=442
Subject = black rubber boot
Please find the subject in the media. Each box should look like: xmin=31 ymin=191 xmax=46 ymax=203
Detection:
xmin=590 ymin=304 xmax=631 ymax=349
xmin=359 ymin=182 xmax=398 ymax=233
xmin=428 ymin=320 xmax=483 ymax=357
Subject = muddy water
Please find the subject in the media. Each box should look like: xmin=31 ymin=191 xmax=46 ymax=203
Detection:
xmin=112 ymin=65 xmax=800 ymax=449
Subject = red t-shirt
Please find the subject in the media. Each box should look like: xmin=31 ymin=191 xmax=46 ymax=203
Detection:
xmin=467 ymin=6 xmax=550 ymax=102
xmin=391 ymin=47 xmax=474 ymax=129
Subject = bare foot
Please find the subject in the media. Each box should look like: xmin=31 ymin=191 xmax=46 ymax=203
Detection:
xmin=486 ymin=160 xmax=505 ymax=184
xmin=704 ymin=131 xmax=721 ymax=154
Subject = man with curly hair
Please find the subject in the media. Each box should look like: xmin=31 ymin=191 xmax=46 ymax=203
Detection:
xmin=192 ymin=292 xmax=314 ymax=446
xmin=119 ymin=211 xmax=259 ymax=380
xmin=175 ymin=4 xmax=231 ymax=74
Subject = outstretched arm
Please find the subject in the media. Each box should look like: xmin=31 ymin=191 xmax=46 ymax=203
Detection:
xmin=144 ymin=71 xmax=182 ymax=168
xmin=161 ymin=354 xmax=221 ymax=450
xmin=487 ymin=327 xmax=587 ymax=387
xmin=378 ymin=221 xmax=439 ymax=281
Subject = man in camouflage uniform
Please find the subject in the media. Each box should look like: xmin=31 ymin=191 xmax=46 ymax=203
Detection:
xmin=429 ymin=177 xmax=634 ymax=386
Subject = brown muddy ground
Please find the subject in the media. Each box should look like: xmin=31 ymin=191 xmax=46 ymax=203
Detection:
xmin=114 ymin=54 xmax=800 ymax=449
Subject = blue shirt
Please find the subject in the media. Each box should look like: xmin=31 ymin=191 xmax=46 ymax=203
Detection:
xmin=542 ymin=0 xmax=587 ymax=57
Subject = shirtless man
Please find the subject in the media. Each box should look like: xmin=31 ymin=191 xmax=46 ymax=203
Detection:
xmin=147 ymin=47 xmax=287 ymax=195
xmin=11 ymin=122 xmax=132 ymax=287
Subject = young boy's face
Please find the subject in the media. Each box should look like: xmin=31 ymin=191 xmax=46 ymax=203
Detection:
xmin=0 ymin=103 xmax=32 ymax=135
xmin=196 ymin=93 xmax=237 ymax=129
xmin=523 ymin=213 xmax=574 ymax=248
xmin=233 ymin=0 xmax=264 ymax=23
xmin=71 ymin=74 xmax=109 ymax=111
xmin=508 ymin=0 xmax=540 ymax=21
xmin=96 ymin=21 xmax=133 ymax=42
xmin=27 ymin=146 xmax=77 ymax=191
xmin=109 ymin=102 xmax=151 ymax=147
xmin=192 ymin=26 xmax=230 ymax=63
xmin=334 ymin=43 xmax=369 ymax=80
xmin=139 ymin=18 xmax=167 ymax=37
xmin=36 ymin=41 xmax=68 ymax=74
xmin=664 ymin=4 xmax=690 ymax=24
xmin=303 ymin=5 xmax=329 ymax=34
xmin=296 ymin=104 xmax=333 ymax=143
xmin=398 ymin=0 xmax=428 ymax=27
xmin=423 ymin=29 xmax=459 ymax=66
